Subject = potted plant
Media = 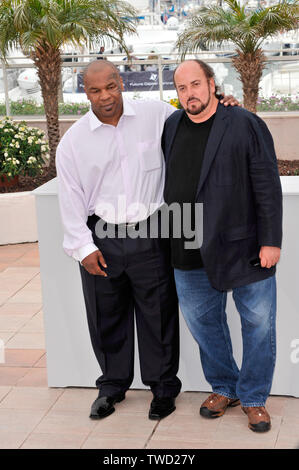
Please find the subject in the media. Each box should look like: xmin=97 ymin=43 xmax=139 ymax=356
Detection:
xmin=0 ymin=117 xmax=49 ymax=190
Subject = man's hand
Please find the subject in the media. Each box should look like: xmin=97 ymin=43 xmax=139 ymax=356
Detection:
xmin=220 ymin=95 xmax=241 ymax=107
xmin=259 ymin=246 xmax=281 ymax=269
xmin=81 ymin=250 xmax=107 ymax=276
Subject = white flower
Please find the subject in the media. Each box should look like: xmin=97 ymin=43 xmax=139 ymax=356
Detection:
xmin=28 ymin=156 xmax=37 ymax=163
xmin=4 ymin=152 xmax=8 ymax=158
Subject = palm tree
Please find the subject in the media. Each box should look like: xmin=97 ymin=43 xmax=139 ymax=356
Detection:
xmin=0 ymin=0 xmax=137 ymax=178
xmin=176 ymin=0 xmax=299 ymax=113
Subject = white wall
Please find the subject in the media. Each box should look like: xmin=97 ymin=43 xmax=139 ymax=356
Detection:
xmin=125 ymin=0 xmax=149 ymax=11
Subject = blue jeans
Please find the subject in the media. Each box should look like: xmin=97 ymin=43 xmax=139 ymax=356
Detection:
xmin=174 ymin=268 xmax=277 ymax=407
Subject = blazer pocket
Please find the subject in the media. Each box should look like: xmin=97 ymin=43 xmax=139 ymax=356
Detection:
xmin=222 ymin=224 xmax=257 ymax=242
xmin=138 ymin=140 xmax=162 ymax=172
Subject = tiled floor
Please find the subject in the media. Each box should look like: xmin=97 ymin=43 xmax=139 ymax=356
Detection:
xmin=0 ymin=242 xmax=299 ymax=449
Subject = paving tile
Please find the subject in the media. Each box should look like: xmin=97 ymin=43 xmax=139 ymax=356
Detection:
xmin=211 ymin=440 xmax=275 ymax=449
xmin=0 ymin=264 xmax=10 ymax=272
xmin=16 ymin=367 xmax=48 ymax=387
xmin=0 ymin=349 xmax=45 ymax=367
xmin=90 ymin=412 xmax=157 ymax=438
xmin=21 ymin=432 xmax=85 ymax=449
xmin=7 ymin=289 xmax=43 ymax=304
xmin=6 ymin=332 xmax=45 ymax=349
xmin=281 ymin=396 xmax=299 ymax=418
xmin=0 ymin=315 xmax=29 ymax=332
xmin=0 ymin=243 xmax=36 ymax=255
xmin=0 ymin=243 xmax=299 ymax=450
xmin=51 ymin=387 xmax=98 ymax=412
xmin=0 ymin=294 xmax=10 ymax=305
xmin=146 ymin=439 xmax=211 ymax=449
xmin=33 ymin=409 xmax=97 ymax=436
xmin=0 ymin=303 xmax=42 ymax=317
xmin=175 ymin=392 xmax=209 ymax=416
xmin=0 ymin=386 xmax=63 ymax=410
xmin=275 ymin=438 xmax=299 ymax=449
xmin=213 ymin=414 xmax=282 ymax=446
xmin=266 ymin=395 xmax=288 ymax=417
xmin=0 ymin=267 xmax=40 ymax=280
xmin=275 ymin=415 xmax=299 ymax=448
xmin=0 ymin=431 xmax=29 ymax=449
xmin=0 ymin=366 xmax=30 ymax=386
xmin=0 ymin=386 xmax=12 ymax=402
xmin=0 ymin=408 xmax=45 ymax=433
xmin=117 ymin=389 xmax=152 ymax=414
xmin=12 ymin=251 xmax=40 ymax=267
xmin=19 ymin=311 xmax=44 ymax=333
xmin=0 ymin=331 xmax=16 ymax=345
xmin=33 ymin=352 xmax=47 ymax=368
xmin=151 ymin=413 xmax=220 ymax=442
xmin=82 ymin=436 xmax=147 ymax=449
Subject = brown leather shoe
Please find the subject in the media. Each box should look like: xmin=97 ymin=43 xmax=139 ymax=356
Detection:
xmin=242 ymin=406 xmax=271 ymax=433
xmin=200 ymin=393 xmax=240 ymax=418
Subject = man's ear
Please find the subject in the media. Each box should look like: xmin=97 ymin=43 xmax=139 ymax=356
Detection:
xmin=119 ymin=76 xmax=125 ymax=92
xmin=210 ymin=78 xmax=216 ymax=95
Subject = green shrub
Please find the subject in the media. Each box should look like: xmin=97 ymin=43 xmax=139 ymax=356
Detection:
xmin=0 ymin=117 xmax=49 ymax=179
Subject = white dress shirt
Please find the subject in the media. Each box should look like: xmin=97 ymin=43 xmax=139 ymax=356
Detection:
xmin=56 ymin=97 xmax=175 ymax=262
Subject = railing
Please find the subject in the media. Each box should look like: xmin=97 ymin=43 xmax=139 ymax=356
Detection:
xmin=1 ymin=50 xmax=299 ymax=116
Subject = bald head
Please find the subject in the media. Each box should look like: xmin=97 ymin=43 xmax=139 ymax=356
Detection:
xmin=173 ymin=59 xmax=218 ymax=122
xmin=83 ymin=60 xmax=121 ymax=86
xmin=83 ymin=59 xmax=124 ymax=126
xmin=173 ymin=59 xmax=217 ymax=88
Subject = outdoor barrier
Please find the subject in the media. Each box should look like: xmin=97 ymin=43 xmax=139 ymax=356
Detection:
xmin=33 ymin=176 xmax=299 ymax=397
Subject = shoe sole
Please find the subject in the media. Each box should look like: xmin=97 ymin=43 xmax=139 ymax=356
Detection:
xmin=89 ymin=395 xmax=125 ymax=420
xmin=148 ymin=406 xmax=176 ymax=421
xmin=248 ymin=422 xmax=271 ymax=433
xmin=200 ymin=399 xmax=240 ymax=419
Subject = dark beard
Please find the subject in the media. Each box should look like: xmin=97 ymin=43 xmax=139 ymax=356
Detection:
xmin=186 ymin=87 xmax=211 ymax=115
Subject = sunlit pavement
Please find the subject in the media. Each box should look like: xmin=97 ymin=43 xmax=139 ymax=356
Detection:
xmin=0 ymin=242 xmax=298 ymax=449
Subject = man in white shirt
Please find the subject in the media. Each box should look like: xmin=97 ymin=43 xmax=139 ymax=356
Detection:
xmin=56 ymin=60 xmax=237 ymax=421
xmin=56 ymin=60 xmax=181 ymax=421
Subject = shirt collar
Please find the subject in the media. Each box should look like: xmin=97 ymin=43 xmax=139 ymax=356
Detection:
xmin=88 ymin=97 xmax=136 ymax=131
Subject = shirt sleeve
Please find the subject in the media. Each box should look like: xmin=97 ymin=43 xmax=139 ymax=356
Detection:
xmin=163 ymin=101 xmax=177 ymax=120
xmin=56 ymin=140 xmax=98 ymax=262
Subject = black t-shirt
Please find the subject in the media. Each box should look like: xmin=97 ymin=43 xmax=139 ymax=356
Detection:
xmin=164 ymin=111 xmax=215 ymax=270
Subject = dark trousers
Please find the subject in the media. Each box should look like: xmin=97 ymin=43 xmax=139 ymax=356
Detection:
xmin=79 ymin=213 xmax=181 ymax=398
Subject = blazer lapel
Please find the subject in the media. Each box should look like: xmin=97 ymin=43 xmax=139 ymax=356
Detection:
xmin=165 ymin=110 xmax=184 ymax=165
xmin=195 ymin=103 xmax=229 ymax=199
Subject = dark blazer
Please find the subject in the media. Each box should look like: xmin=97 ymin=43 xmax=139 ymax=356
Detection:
xmin=162 ymin=103 xmax=283 ymax=291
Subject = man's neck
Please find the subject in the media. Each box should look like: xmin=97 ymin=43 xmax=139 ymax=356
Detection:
xmin=93 ymin=104 xmax=124 ymax=127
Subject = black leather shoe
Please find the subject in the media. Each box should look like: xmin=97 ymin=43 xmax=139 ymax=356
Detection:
xmin=89 ymin=393 xmax=125 ymax=419
xmin=149 ymin=397 xmax=176 ymax=420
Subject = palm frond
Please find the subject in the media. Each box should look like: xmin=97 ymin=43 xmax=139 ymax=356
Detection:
xmin=0 ymin=0 xmax=138 ymax=55
xmin=177 ymin=0 xmax=299 ymax=56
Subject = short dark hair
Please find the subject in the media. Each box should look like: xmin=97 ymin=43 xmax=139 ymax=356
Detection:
xmin=173 ymin=59 xmax=221 ymax=96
